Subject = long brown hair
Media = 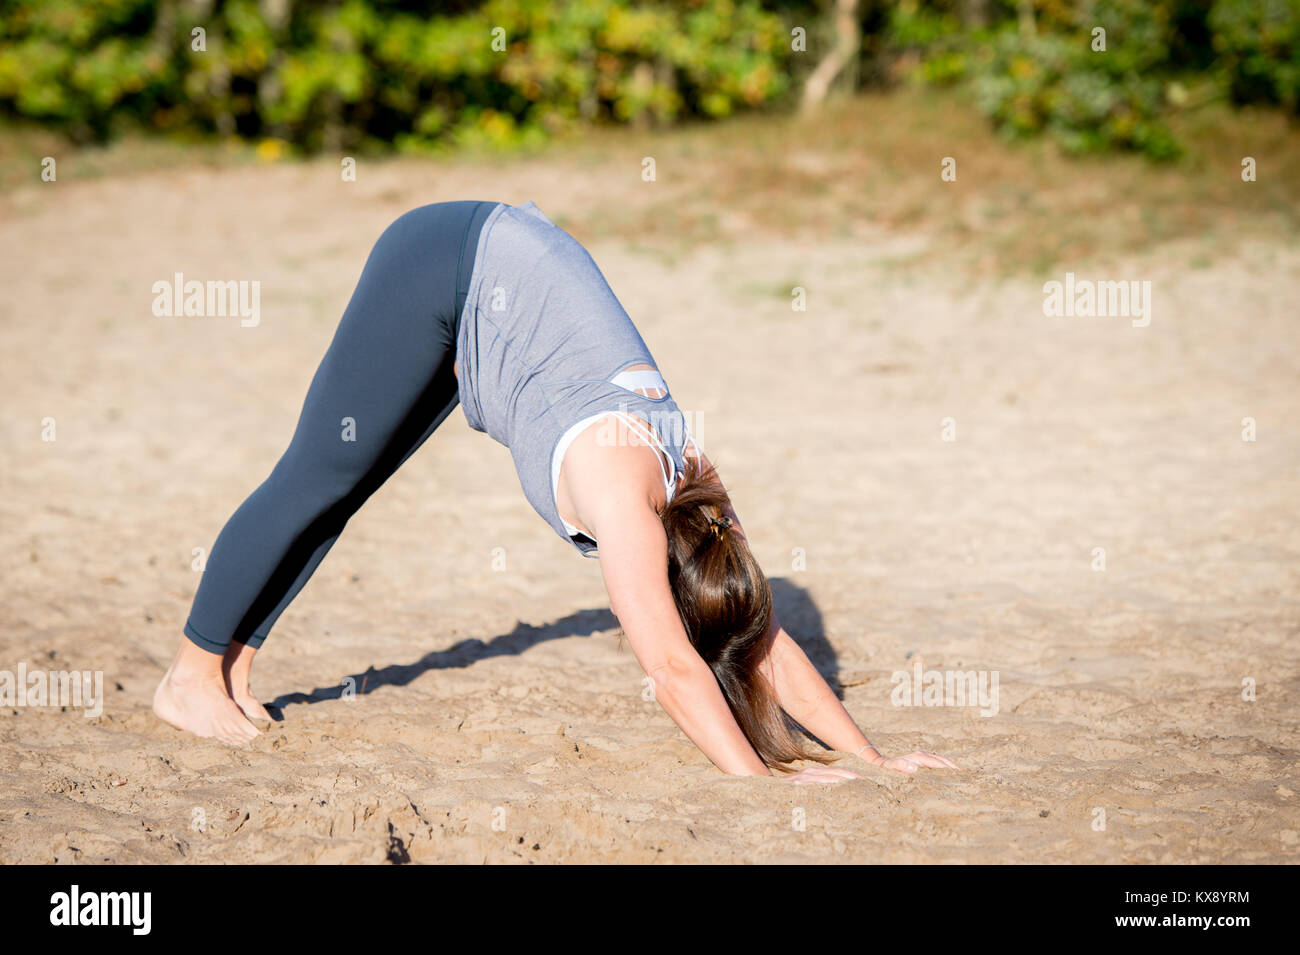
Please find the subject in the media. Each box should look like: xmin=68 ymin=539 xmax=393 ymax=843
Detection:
xmin=659 ymin=454 xmax=834 ymax=771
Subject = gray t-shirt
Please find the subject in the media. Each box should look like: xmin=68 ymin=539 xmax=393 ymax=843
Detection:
xmin=456 ymin=201 xmax=695 ymax=556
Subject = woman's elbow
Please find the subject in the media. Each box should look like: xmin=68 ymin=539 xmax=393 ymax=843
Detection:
xmin=646 ymin=655 xmax=709 ymax=698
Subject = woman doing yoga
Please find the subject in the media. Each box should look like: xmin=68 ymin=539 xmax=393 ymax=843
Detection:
xmin=153 ymin=199 xmax=958 ymax=784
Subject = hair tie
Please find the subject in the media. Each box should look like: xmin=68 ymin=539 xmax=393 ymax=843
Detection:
xmin=709 ymin=515 xmax=732 ymax=540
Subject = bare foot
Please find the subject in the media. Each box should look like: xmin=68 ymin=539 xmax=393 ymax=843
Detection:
xmin=153 ymin=641 xmax=261 ymax=745
xmin=222 ymin=641 xmax=272 ymax=723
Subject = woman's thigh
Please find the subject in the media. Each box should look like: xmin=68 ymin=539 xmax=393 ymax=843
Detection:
xmin=268 ymin=207 xmax=473 ymax=503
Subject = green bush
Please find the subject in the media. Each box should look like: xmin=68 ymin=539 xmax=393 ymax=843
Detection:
xmin=970 ymin=26 xmax=1182 ymax=160
xmin=1 ymin=0 xmax=1297 ymax=158
xmin=888 ymin=0 xmax=1300 ymax=161
xmin=891 ymin=0 xmax=1186 ymax=159
xmin=0 ymin=0 xmax=794 ymax=150
xmin=1210 ymin=0 xmax=1300 ymax=112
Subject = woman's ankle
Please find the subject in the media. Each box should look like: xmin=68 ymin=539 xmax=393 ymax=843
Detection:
xmin=169 ymin=638 xmax=226 ymax=682
xmin=222 ymin=641 xmax=258 ymax=679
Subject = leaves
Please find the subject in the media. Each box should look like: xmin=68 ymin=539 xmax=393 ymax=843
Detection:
xmin=0 ymin=0 xmax=792 ymax=150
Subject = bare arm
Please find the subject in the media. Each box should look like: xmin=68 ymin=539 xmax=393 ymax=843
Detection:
xmin=762 ymin=619 xmax=880 ymax=762
xmin=690 ymin=446 xmax=958 ymax=773
xmin=586 ymin=480 xmax=773 ymax=777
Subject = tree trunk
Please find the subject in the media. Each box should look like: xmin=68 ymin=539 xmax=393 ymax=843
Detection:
xmin=1018 ymin=0 xmax=1037 ymax=38
xmin=800 ymin=0 xmax=861 ymax=113
xmin=963 ymin=0 xmax=989 ymax=29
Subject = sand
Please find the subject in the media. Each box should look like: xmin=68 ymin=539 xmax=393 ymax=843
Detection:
xmin=0 ymin=145 xmax=1297 ymax=864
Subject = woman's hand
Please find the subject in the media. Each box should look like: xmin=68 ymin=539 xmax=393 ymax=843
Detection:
xmin=780 ymin=766 xmax=862 ymax=785
xmin=869 ymin=750 xmax=960 ymax=774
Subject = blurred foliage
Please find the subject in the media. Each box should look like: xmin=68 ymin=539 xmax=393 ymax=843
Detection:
xmin=0 ymin=0 xmax=793 ymax=151
xmin=1209 ymin=0 xmax=1300 ymax=111
xmin=0 ymin=0 xmax=1296 ymax=159
xmin=886 ymin=0 xmax=1300 ymax=160
xmin=967 ymin=4 xmax=1184 ymax=161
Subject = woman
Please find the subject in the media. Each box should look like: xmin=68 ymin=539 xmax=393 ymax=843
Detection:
xmin=154 ymin=199 xmax=958 ymax=784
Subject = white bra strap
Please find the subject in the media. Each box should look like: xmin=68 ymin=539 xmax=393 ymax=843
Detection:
xmin=612 ymin=411 xmax=674 ymax=491
xmin=684 ymin=429 xmax=702 ymax=468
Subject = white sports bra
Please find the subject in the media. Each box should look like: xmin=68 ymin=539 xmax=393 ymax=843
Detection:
xmin=550 ymin=368 xmax=700 ymax=542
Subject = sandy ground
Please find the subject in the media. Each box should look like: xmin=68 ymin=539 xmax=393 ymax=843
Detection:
xmin=1 ymin=144 xmax=1298 ymax=864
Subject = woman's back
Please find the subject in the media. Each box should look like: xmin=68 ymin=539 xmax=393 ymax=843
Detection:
xmin=456 ymin=200 xmax=696 ymax=554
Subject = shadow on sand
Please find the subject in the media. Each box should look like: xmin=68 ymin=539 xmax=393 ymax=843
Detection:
xmin=267 ymin=576 xmax=841 ymax=719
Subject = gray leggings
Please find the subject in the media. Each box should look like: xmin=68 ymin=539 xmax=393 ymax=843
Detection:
xmin=183 ymin=200 xmax=497 ymax=654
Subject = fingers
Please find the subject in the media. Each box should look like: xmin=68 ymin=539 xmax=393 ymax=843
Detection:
xmin=905 ymin=751 xmax=960 ymax=770
xmin=823 ymin=767 xmax=861 ymax=780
